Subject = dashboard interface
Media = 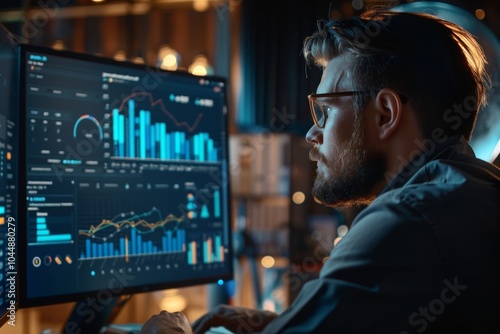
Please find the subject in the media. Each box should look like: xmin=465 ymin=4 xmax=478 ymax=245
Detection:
xmin=20 ymin=45 xmax=232 ymax=306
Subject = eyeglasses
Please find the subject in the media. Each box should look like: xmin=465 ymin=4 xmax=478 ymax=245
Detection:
xmin=308 ymin=91 xmax=364 ymax=128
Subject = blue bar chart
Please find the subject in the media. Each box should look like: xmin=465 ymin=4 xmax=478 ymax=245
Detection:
xmin=78 ymin=208 xmax=186 ymax=261
xmin=112 ymin=98 xmax=219 ymax=162
xmin=80 ymin=228 xmax=186 ymax=260
xmin=36 ymin=216 xmax=72 ymax=243
xmin=28 ymin=204 xmax=75 ymax=246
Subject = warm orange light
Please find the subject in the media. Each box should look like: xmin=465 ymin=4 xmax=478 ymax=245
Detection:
xmin=292 ymin=191 xmax=306 ymax=204
xmin=193 ymin=0 xmax=209 ymax=12
xmin=475 ymin=9 xmax=486 ymax=20
xmin=113 ymin=50 xmax=127 ymax=61
xmin=188 ymin=55 xmax=213 ymax=76
xmin=158 ymin=45 xmax=180 ymax=71
xmin=261 ymin=255 xmax=275 ymax=268
xmin=334 ymin=237 xmax=342 ymax=246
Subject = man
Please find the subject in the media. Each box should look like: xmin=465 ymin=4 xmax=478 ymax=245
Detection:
xmin=140 ymin=7 xmax=500 ymax=334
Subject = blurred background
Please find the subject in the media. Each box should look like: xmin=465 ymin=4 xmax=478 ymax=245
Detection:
xmin=2 ymin=0 xmax=498 ymax=135
xmin=1 ymin=0 xmax=499 ymax=332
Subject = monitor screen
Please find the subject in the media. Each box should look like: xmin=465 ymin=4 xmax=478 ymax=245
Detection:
xmin=17 ymin=44 xmax=233 ymax=312
xmin=0 ymin=25 xmax=19 ymax=328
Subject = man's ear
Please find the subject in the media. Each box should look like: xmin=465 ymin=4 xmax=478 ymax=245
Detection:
xmin=374 ymin=88 xmax=405 ymax=140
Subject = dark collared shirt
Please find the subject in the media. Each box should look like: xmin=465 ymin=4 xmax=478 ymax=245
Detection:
xmin=264 ymin=136 xmax=500 ymax=333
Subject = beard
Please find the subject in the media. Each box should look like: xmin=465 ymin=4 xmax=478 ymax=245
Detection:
xmin=310 ymin=120 xmax=386 ymax=208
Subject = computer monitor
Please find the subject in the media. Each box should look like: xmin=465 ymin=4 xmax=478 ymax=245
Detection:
xmin=17 ymin=44 xmax=233 ymax=330
xmin=0 ymin=25 xmax=19 ymax=328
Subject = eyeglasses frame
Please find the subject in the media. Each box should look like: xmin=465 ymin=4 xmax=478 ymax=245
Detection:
xmin=308 ymin=91 xmax=408 ymax=128
xmin=308 ymin=91 xmax=365 ymax=128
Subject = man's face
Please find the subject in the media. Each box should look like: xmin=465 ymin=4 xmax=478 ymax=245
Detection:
xmin=305 ymin=55 xmax=385 ymax=208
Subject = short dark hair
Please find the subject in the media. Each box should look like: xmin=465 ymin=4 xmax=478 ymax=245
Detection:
xmin=303 ymin=8 xmax=491 ymax=140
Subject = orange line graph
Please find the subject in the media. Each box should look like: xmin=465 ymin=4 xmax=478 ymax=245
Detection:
xmin=116 ymin=91 xmax=204 ymax=132
xmin=79 ymin=213 xmax=184 ymax=237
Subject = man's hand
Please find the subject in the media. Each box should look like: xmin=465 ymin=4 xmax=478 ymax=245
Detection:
xmin=191 ymin=304 xmax=278 ymax=334
xmin=141 ymin=310 xmax=193 ymax=334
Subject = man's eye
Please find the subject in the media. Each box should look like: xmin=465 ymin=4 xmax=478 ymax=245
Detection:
xmin=320 ymin=105 xmax=332 ymax=114
xmin=317 ymin=101 xmax=328 ymax=109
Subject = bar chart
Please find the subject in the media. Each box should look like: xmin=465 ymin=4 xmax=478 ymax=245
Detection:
xmin=80 ymin=227 xmax=186 ymax=260
xmin=35 ymin=215 xmax=72 ymax=244
xmin=78 ymin=208 xmax=186 ymax=261
xmin=187 ymin=234 xmax=225 ymax=265
xmin=111 ymin=96 xmax=220 ymax=162
xmin=28 ymin=199 xmax=75 ymax=246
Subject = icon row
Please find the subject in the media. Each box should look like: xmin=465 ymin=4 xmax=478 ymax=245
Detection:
xmin=32 ymin=254 xmax=73 ymax=267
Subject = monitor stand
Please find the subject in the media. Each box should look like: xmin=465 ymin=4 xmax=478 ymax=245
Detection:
xmin=62 ymin=294 xmax=132 ymax=334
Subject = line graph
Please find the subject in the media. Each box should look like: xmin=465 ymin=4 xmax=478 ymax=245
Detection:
xmin=78 ymin=207 xmax=187 ymax=261
xmin=78 ymin=207 xmax=184 ymax=237
xmin=116 ymin=92 xmax=203 ymax=132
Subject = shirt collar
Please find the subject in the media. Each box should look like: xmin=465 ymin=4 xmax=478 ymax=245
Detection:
xmin=380 ymin=135 xmax=473 ymax=194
